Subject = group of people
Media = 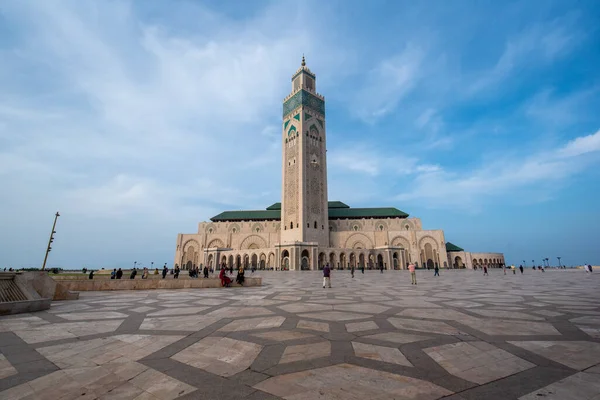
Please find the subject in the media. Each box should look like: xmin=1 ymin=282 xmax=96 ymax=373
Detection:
xmin=219 ymin=266 xmax=245 ymax=287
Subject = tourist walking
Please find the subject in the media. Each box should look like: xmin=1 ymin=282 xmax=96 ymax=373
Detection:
xmin=111 ymin=269 xmax=116 ymax=279
xmin=203 ymin=265 xmax=209 ymax=278
xmin=142 ymin=267 xmax=149 ymax=279
xmin=361 ymin=265 xmax=365 ymax=274
xmin=434 ymin=264 xmax=439 ymax=277
xmin=174 ymin=265 xmax=180 ymax=279
xmin=351 ymin=265 xmax=355 ymax=278
xmin=323 ymin=264 xmax=332 ymax=288
xmin=503 ymin=265 xmax=506 ymax=275
xmin=88 ymin=270 xmax=94 ymax=279
xmin=130 ymin=268 xmax=137 ymax=279
xmin=380 ymin=264 xmax=384 ymax=273
xmin=518 ymin=265 xmax=523 ymax=274
xmin=483 ymin=266 xmax=488 ymax=276
xmin=409 ymin=263 xmax=417 ymax=285
xmin=162 ymin=265 xmax=168 ymax=279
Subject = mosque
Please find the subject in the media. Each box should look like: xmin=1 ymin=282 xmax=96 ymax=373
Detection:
xmin=174 ymin=58 xmax=504 ymax=271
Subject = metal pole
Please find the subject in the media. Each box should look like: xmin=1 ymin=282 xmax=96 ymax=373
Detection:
xmin=42 ymin=212 xmax=60 ymax=271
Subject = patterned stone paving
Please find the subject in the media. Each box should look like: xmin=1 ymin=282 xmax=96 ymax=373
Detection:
xmin=0 ymin=269 xmax=599 ymax=399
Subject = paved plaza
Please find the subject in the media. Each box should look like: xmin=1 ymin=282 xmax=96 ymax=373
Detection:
xmin=1 ymin=269 xmax=599 ymax=399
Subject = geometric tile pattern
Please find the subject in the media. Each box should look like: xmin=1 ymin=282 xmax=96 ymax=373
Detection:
xmin=424 ymin=341 xmax=535 ymax=384
xmin=1 ymin=270 xmax=600 ymax=399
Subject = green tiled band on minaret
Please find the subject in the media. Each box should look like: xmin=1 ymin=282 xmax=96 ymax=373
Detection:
xmin=283 ymin=89 xmax=325 ymax=118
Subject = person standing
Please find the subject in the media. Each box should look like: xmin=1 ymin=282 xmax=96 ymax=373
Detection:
xmin=111 ymin=269 xmax=116 ymax=279
xmin=88 ymin=270 xmax=94 ymax=279
xmin=323 ymin=264 xmax=332 ymax=288
xmin=130 ymin=268 xmax=137 ymax=279
xmin=379 ymin=263 xmax=384 ymax=273
xmin=142 ymin=267 xmax=149 ymax=279
xmin=116 ymin=268 xmax=123 ymax=279
xmin=162 ymin=265 xmax=168 ymax=279
xmin=519 ymin=265 xmax=523 ymax=274
xmin=434 ymin=264 xmax=440 ymax=277
xmin=409 ymin=263 xmax=417 ymax=285
xmin=351 ymin=265 xmax=355 ymax=278
xmin=203 ymin=265 xmax=209 ymax=278
xmin=174 ymin=265 xmax=180 ymax=279
xmin=503 ymin=265 xmax=506 ymax=275
xmin=361 ymin=265 xmax=365 ymax=274
xmin=483 ymin=266 xmax=488 ymax=276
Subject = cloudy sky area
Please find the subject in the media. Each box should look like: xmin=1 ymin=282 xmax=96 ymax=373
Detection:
xmin=0 ymin=0 xmax=599 ymax=268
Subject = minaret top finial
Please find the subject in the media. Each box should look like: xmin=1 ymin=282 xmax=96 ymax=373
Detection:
xmin=301 ymin=54 xmax=305 ymax=67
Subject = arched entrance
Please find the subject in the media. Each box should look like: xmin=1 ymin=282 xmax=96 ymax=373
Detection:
xmin=427 ymin=259 xmax=434 ymax=269
xmin=221 ymin=256 xmax=226 ymax=267
xmin=455 ymin=256 xmax=464 ymax=269
xmin=236 ymin=255 xmax=241 ymax=269
xmin=281 ymin=250 xmax=290 ymax=270
xmin=340 ymin=253 xmax=347 ymax=270
xmin=349 ymin=253 xmax=356 ymax=268
xmin=259 ymin=253 xmax=266 ymax=270
xmin=301 ymin=249 xmax=310 ymax=270
xmin=318 ymin=252 xmax=326 ymax=270
xmin=393 ymin=252 xmax=399 ymax=270
xmin=186 ymin=261 xmax=192 ymax=270
xmin=329 ymin=253 xmax=336 ymax=269
xmin=368 ymin=254 xmax=375 ymax=269
xmin=243 ymin=254 xmax=249 ymax=269
xmin=377 ymin=254 xmax=384 ymax=269
xmin=251 ymin=254 xmax=258 ymax=269
xmin=228 ymin=255 xmax=233 ymax=268
xmin=359 ymin=253 xmax=365 ymax=268
xmin=207 ymin=254 xmax=214 ymax=269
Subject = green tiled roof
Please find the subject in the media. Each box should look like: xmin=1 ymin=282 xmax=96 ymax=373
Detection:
xmin=329 ymin=207 xmax=408 ymax=219
xmin=210 ymin=202 xmax=409 ymax=222
xmin=446 ymin=242 xmax=464 ymax=252
xmin=210 ymin=210 xmax=280 ymax=222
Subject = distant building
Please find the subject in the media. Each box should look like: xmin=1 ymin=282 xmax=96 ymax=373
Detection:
xmin=174 ymin=58 xmax=504 ymax=271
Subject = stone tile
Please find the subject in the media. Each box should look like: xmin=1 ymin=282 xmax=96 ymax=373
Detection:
xmin=570 ymin=316 xmax=600 ymax=325
xmin=532 ymin=310 xmax=564 ymax=317
xmin=578 ymin=325 xmax=600 ymax=339
xmin=425 ymin=341 xmax=534 ymax=384
xmin=252 ymin=330 xmax=314 ymax=341
xmin=140 ymin=315 xmax=221 ymax=331
xmin=518 ymin=372 xmax=600 ymax=399
xmin=509 ymin=341 xmax=600 ymax=370
xmin=388 ymin=317 xmax=467 ymax=335
xmin=147 ymin=307 xmax=209 ymax=316
xmin=56 ymin=311 xmax=128 ymax=320
xmin=397 ymin=308 xmax=475 ymax=322
xmin=0 ymin=315 xmax=49 ymax=332
xmin=206 ymin=306 xmax=274 ymax=318
xmin=194 ymin=298 xmax=230 ymax=306
xmin=296 ymin=320 xmax=329 ymax=332
xmin=445 ymin=300 xmax=484 ymax=308
xmin=352 ymin=342 xmax=412 ymax=366
xmin=172 ymin=337 xmax=262 ymax=377
xmin=0 ymin=354 xmax=17 ymax=379
xmin=469 ymin=309 xmax=544 ymax=321
xmin=254 ymin=363 xmax=452 ymax=399
xmin=219 ymin=316 xmax=285 ymax=332
xmin=362 ymin=332 xmax=428 ymax=344
xmin=278 ymin=303 xmax=332 ymax=313
xmin=279 ymin=341 xmax=331 ymax=364
xmin=333 ymin=303 xmax=391 ymax=314
xmin=464 ymin=318 xmax=561 ymax=336
xmin=345 ymin=321 xmax=378 ymax=333
xmin=130 ymin=306 xmax=157 ymax=313
xmin=129 ymin=368 xmax=196 ymax=399
xmin=13 ymin=320 xmax=124 ymax=344
xmin=298 ymin=311 xmax=369 ymax=321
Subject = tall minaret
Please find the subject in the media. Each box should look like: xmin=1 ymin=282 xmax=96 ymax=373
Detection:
xmin=280 ymin=57 xmax=329 ymax=247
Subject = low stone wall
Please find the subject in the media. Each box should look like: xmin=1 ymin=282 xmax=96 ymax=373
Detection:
xmin=0 ymin=298 xmax=53 ymax=315
xmin=54 ymin=277 xmax=262 ymax=292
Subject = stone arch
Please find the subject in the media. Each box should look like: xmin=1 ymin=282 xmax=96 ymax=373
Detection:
xmin=207 ymin=238 xmax=225 ymax=248
xmin=228 ymin=223 xmax=241 ymax=233
xmin=301 ymin=249 xmax=310 ymax=270
xmin=318 ymin=252 xmax=326 ymax=269
xmin=259 ymin=253 xmax=266 ymax=269
xmin=183 ymin=239 xmax=200 ymax=253
xmin=251 ymin=254 xmax=258 ymax=268
xmin=374 ymin=220 xmax=388 ymax=231
xmin=390 ymin=235 xmax=410 ymax=250
xmin=344 ymin=233 xmax=373 ymax=249
xmin=281 ymin=250 xmax=290 ymax=270
xmin=350 ymin=221 xmax=363 ymax=232
xmin=250 ymin=222 xmax=264 ymax=234
xmin=240 ymin=235 xmax=267 ymax=250
xmin=418 ymin=235 xmax=439 ymax=249
xmin=268 ymin=252 xmax=275 ymax=269
xmin=205 ymin=223 xmax=216 ymax=234
xmin=182 ymin=240 xmax=200 ymax=270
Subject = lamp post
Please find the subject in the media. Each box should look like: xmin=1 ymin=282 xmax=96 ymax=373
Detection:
xmin=532 ymin=260 xmax=535 ymax=267
xmin=523 ymin=260 xmax=526 ymax=267
xmin=151 ymin=261 xmax=154 ymax=270
xmin=134 ymin=261 xmax=137 ymax=270
xmin=41 ymin=212 xmax=60 ymax=271
xmin=557 ymin=257 xmax=562 ymax=268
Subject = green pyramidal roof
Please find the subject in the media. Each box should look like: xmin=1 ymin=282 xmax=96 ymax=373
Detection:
xmin=446 ymin=242 xmax=464 ymax=252
xmin=210 ymin=202 xmax=408 ymax=222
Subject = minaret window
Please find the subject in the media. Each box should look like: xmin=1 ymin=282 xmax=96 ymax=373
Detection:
xmin=314 ymin=221 xmax=317 ymax=228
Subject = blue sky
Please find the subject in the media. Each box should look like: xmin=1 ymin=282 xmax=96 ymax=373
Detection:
xmin=0 ymin=0 xmax=599 ymax=269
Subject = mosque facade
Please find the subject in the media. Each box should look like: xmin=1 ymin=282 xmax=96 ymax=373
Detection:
xmin=174 ymin=59 xmax=504 ymax=271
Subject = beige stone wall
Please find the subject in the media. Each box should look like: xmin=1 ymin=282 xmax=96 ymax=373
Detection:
xmin=174 ymin=215 xmax=451 ymax=271
xmin=447 ymin=251 xmax=505 ymax=269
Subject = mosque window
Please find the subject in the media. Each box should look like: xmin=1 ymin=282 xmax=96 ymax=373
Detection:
xmin=232 ymin=228 xmax=237 ymax=233
xmin=208 ymin=228 xmax=213 ymax=234
xmin=314 ymin=221 xmax=317 ymax=228
xmin=353 ymin=225 xmax=359 ymax=231
xmin=307 ymin=223 xmax=309 ymax=228
xmin=290 ymin=222 xmax=293 ymax=229
xmin=379 ymin=225 xmax=384 ymax=231
xmin=405 ymin=225 xmax=409 ymax=230
xmin=255 ymin=227 xmax=260 ymax=233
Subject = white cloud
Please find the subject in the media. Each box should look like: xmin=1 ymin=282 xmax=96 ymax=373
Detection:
xmin=396 ymin=129 xmax=600 ymax=209
xmin=353 ymin=44 xmax=424 ymax=122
